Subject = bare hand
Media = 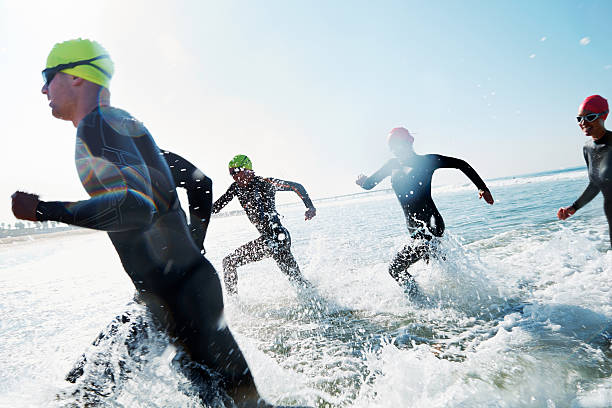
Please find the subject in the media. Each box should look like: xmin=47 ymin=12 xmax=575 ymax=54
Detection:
xmin=305 ymin=207 xmax=316 ymax=220
xmin=11 ymin=191 xmax=40 ymax=221
xmin=479 ymin=190 xmax=494 ymax=205
xmin=557 ymin=206 xmax=576 ymax=220
xmin=355 ymin=174 xmax=367 ymax=187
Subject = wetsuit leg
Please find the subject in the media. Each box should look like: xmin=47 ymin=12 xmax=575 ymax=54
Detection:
xmin=222 ymin=236 xmax=271 ymax=294
xmin=269 ymin=228 xmax=310 ymax=288
xmin=170 ymin=258 xmax=259 ymax=404
xmin=64 ymin=308 xmax=151 ymax=404
xmin=388 ymin=240 xmax=430 ymax=286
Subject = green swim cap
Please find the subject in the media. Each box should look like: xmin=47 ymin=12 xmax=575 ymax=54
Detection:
xmin=46 ymin=38 xmax=114 ymax=88
xmin=228 ymin=154 xmax=252 ymax=170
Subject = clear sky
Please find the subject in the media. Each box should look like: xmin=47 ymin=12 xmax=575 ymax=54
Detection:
xmin=1 ymin=0 xmax=611 ymax=223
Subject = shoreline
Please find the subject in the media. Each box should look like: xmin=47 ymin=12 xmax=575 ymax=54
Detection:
xmin=0 ymin=228 xmax=100 ymax=246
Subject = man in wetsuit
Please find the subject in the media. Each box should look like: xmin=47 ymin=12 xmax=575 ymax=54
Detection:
xmin=356 ymin=127 xmax=494 ymax=294
xmin=558 ymin=95 xmax=612 ymax=247
xmin=212 ymin=154 xmax=316 ymax=295
xmin=161 ymin=149 xmax=212 ymax=253
xmin=10 ymin=39 xmax=271 ymax=407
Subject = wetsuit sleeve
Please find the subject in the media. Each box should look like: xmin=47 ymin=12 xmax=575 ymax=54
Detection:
xmin=35 ymin=134 xmax=156 ymax=232
xmin=432 ymin=155 xmax=490 ymax=192
xmin=266 ymin=178 xmax=315 ymax=209
xmin=572 ymin=146 xmax=600 ymax=210
xmin=36 ymin=192 xmax=155 ymax=231
xmin=359 ymin=159 xmax=397 ymax=190
xmin=161 ymin=149 xmax=213 ymax=221
xmin=212 ymin=183 xmax=237 ymax=214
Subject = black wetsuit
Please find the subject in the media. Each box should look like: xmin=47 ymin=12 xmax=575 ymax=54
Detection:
xmin=35 ymin=106 xmax=258 ymax=404
xmin=571 ymin=130 xmax=612 ymax=247
xmin=161 ymin=149 xmax=212 ymax=252
xmin=212 ymin=176 xmax=315 ymax=294
xmin=360 ymin=154 xmax=490 ymax=286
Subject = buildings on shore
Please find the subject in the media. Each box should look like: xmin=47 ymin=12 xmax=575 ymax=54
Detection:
xmin=0 ymin=221 xmax=78 ymax=238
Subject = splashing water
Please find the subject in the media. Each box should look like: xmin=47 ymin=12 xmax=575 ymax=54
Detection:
xmin=1 ymin=168 xmax=610 ymax=407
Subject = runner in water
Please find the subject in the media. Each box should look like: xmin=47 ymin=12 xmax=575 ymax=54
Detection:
xmin=356 ymin=127 xmax=494 ymax=294
xmin=212 ymin=155 xmax=316 ymax=295
xmin=161 ymin=149 xmax=212 ymax=253
xmin=558 ymin=95 xmax=612 ymax=247
xmin=10 ymin=39 xmax=277 ymax=407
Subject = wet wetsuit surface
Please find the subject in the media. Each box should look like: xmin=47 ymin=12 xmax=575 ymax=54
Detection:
xmin=572 ymin=130 xmax=612 ymax=246
xmin=35 ymin=106 xmax=256 ymax=400
xmin=212 ymin=176 xmax=315 ymax=293
xmin=161 ymin=149 xmax=212 ymax=251
xmin=360 ymin=154 xmax=490 ymax=286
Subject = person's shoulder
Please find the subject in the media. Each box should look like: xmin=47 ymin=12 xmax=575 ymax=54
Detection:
xmin=424 ymin=153 xmax=445 ymax=161
xmin=99 ymin=106 xmax=148 ymax=138
xmin=583 ymin=139 xmax=596 ymax=151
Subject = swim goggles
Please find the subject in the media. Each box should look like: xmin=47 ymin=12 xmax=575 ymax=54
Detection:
xmin=576 ymin=111 xmax=608 ymax=123
xmin=229 ymin=167 xmax=249 ymax=175
xmin=42 ymin=55 xmax=111 ymax=86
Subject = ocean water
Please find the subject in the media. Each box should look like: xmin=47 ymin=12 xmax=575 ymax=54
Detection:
xmin=0 ymin=168 xmax=610 ymax=408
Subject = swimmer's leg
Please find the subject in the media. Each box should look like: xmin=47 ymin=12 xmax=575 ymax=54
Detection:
xmin=270 ymin=230 xmax=310 ymax=289
xmin=63 ymin=307 xmax=150 ymax=404
xmin=273 ymin=249 xmax=310 ymax=288
xmin=388 ymin=241 xmax=430 ymax=295
xmin=173 ymin=258 xmax=263 ymax=407
xmin=222 ymin=236 xmax=270 ymax=294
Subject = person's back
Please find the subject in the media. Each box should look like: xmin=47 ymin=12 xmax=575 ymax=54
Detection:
xmin=388 ymin=154 xmax=445 ymax=235
xmin=233 ymin=175 xmax=284 ymax=235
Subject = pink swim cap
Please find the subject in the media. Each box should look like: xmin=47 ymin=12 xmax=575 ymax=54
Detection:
xmin=387 ymin=127 xmax=414 ymax=145
xmin=579 ymin=95 xmax=608 ymax=120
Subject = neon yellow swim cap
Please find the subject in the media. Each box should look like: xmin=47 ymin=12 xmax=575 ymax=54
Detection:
xmin=228 ymin=154 xmax=253 ymax=170
xmin=46 ymin=39 xmax=114 ymax=88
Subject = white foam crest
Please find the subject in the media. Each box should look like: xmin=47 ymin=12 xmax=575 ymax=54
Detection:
xmin=575 ymin=376 xmax=612 ymax=408
xmin=357 ymin=322 xmax=590 ymax=407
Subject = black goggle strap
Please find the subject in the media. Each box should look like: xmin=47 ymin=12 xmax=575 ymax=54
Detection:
xmin=43 ymin=54 xmax=112 ymax=82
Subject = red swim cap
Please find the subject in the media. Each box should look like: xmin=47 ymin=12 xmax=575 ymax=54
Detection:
xmin=579 ymin=95 xmax=609 ymax=120
xmin=387 ymin=127 xmax=414 ymax=145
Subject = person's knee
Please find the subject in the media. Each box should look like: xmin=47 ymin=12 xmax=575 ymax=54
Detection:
xmin=222 ymin=255 xmax=235 ymax=272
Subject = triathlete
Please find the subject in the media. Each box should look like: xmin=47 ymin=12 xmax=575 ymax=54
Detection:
xmin=161 ymin=149 xmax=212 ymax=253
xmin=212 ymin=155 xmax=316 ymax=295
xmin=356 ymin=127 xmax=494 ymax=294
xmin=558 ymin=95 xmax=612 ymax=247
xmin=10 ymin=39 xmax=273 ymax=407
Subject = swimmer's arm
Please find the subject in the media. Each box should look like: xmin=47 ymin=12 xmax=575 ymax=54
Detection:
xmin=212 ymin=184 xmax=237 ymax=214
xmin=161 ymin=149 xmax=213 ymax=220
xmin=571 ymin=182 xmax=600 ymax=211
xmin=267 ymin=178 xmax=315 ymax=209
xmin=33 ymin=120 xmax=160 ymax=231
xmin=434 ymin=155 xmax=489 ymax=191
xmin=570 ymin=146 xmax=600 ymax=211
xmin=267 ymin=178 xmax=316 ymax=219
xmin=356 ymin=159 xmax=396 ymax=190
xmin=434 ymin=155 xmax=494 ymax=204
xmin=35 ymin=189 xmax=155 ymax=231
